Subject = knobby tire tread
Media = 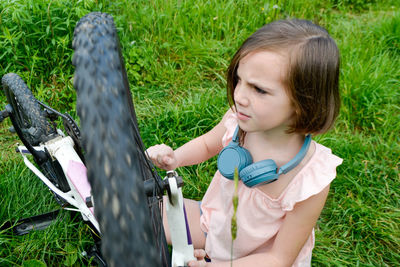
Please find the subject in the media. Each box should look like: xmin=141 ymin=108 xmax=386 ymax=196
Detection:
xmin=1 ymin=73 xmax=56 ymax=146
xmin=72 ymin=12 xmax=162 ymax=267
xmin=2 ymin=73 xmax=71 ymax=198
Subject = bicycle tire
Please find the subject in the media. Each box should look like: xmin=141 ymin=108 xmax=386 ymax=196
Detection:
xmin=72 ymin=12 xmax=168 ymax=267
xmin=1 ymin=74 xmax=71 ymax=193
xmin=2 ymin=73 xmax=56 ymax=146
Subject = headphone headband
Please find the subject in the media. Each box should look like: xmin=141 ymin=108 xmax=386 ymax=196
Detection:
xmin=218 ymin=126 xmax=312 ymax=187
xmin=232 ymin=126 xmax=240 ymax=143
xmin=278 ymin=134 xmax=311 ymax=174
xmin=233 ymin=126 xmax=311 ymax=165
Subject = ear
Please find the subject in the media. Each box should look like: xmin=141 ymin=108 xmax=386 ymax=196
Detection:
xmin=288 ymin=103 xmax=299 ymax=122
xmin=285 ymin=104 xmax=300 ymax=133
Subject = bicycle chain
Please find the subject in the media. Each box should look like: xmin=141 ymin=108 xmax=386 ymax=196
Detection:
xmin=62 ymin=113 xmax=82 ymax=150
xmin=37 ymin=100 xmax=84 ymax=158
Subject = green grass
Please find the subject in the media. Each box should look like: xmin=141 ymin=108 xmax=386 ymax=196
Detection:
xmin=1 ymin=0 xmax=399 ymax=266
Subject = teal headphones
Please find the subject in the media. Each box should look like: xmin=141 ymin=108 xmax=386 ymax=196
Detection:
xmin=217 ymin=126 xmax=312 ymax=187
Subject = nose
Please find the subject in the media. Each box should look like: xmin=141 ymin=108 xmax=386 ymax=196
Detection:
xmin=234 ymin=82 xmax=249 ymax=107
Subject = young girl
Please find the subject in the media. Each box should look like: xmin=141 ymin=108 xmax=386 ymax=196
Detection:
xmin=146 ymin=19 xmax=342 ymax=267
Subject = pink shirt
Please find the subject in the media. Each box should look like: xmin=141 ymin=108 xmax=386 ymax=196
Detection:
xmin=200 ymin=113 xmax=343 ymax=266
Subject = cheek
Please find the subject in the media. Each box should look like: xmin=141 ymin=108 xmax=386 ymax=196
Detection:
xmin=283 ymin=102 xmax=297 ymax=125
xmin=233 ymin=85 xmax=243 ymax=104
xmin=280 ymin=90 xmax=295 ymax=114
xmin=271 ymin=96 xmax=295 ymax=120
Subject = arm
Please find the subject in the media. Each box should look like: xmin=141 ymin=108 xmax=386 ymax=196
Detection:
xmin=189 ymin=184 xmax=331 ymax=267
xmin=174 ymin=109 xmax=233 ymax=167
xmin=146 ymin=109 xmax=233 ymax=170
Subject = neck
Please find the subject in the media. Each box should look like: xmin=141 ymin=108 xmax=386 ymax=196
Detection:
xmin=254 ymin=130 xmax=304 ymax=147
xmin=244 ymin=130 xmax=306 ymax=165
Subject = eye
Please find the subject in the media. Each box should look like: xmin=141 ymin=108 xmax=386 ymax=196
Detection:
xmin=254 ymin=86 xmax=267 ymax=94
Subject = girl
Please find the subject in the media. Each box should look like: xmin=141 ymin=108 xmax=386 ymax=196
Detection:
xmin=146 ymin=19 xmax=342 ymax=267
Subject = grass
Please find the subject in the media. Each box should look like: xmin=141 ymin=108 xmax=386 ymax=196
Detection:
xmin=1 ymin=0 xmax=399 ymax=266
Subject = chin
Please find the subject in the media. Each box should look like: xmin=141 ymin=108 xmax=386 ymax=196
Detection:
xmin=237 ymin=123 xmax=253 ymax=133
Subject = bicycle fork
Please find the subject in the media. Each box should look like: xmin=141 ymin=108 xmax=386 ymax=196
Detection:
xmin=165 ymin=171 xmax=196 ymax=267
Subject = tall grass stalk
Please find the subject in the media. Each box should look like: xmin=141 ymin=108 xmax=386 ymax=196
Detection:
xmin=231 ymin=168 xmax=239 ymax=267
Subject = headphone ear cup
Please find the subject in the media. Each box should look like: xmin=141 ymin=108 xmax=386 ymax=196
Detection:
xmin=217 ymin=145 xmax=253 ymax=179
xmin=240 ymin=159 xmax=279 ymax=187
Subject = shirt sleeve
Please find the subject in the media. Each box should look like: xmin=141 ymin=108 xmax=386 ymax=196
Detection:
xmin=221 ymin=112 xmax=238 ymax=147
xmin=280 ymin=143 xmax=343 ymax=211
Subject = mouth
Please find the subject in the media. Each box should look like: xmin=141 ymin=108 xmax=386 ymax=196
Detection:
xmin=236 ymin=111 xmax=250 ymax=120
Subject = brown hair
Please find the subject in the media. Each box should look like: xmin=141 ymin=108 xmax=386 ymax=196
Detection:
xmin=227 ymin=19 xmax=340 ymax=135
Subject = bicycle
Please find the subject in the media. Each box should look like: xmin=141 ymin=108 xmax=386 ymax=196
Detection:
xmin=1 ymin=12 xmax=195 ymax=267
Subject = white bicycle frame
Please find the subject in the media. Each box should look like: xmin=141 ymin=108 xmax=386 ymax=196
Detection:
xmin=18 ymin=130 xmax=195 ymax=266
xmin=18 ymin=133 xmax=99 ymax=232
xmin=165 ymin=172 xmax=196 ymax=266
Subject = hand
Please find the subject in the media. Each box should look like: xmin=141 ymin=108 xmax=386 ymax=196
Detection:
xmin=188 ymin=249 xmax=208 ymax=267
xmin=145 ymin=144 xmax=178 ymax=170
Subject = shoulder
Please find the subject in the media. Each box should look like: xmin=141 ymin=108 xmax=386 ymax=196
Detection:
xmin=221 ymin=108 xmax=236 ymax=123
xmin=211 ymin=108 xmax=235 ymax=129
xmin=280 ymin=141 xmax=342 ymax=211
xmin=312 ymin=141 xmax=343 ymax=171
xmin=216 ymin=108 xmax=237 ymax=146
xmin=301 ymin=140 xmax=343 ymax=178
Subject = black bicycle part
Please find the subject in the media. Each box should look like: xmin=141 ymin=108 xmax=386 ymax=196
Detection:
xmin=2 ymin=74 xmax=57 ymax=146
xmin=1 ymin=73 xmax=71 ymax=194
xmin=72 ymin=12 xmax=170 ymax=266
xmin=0 ymin=210 xmax=61 ymax=236
xmin=84 ymin=245 xmax=108 ymax=267
xmin=83 ymin=222 xmax=108 ymax=267
xmin=143 ymin=176 xmax=183 ymax=197
xmin=40 ymin=149 xmax=71 ymax=195
xmin=2 ymin=74 xmax=52 ymax=164
xmin=37 ymin=100 xmax=85 ymax=163
xmin=0 ymin=105 xmax=11 ymax=122
xmin=62 ymin=113 xmax=82 ymax=149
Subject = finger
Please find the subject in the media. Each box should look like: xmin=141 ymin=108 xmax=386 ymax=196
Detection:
xmin=187 ymin=261 xmax=198 ymax=267
xmin=163 ymin=156 xmax=171 ymax=164
xmin=163 ymin=156 xmax=176 ymax=169
xmin=145 ymin=146 xmax=157 ymax=160
xmin=157 ymin=158 xmax=171 ymax=170
xmin=144 ymin=148 xmax=152 ymax=159
xmin=194 ymin=249 xmax=206 ymax=259
xmin=188 ymin=260 xmax=206 ymax=267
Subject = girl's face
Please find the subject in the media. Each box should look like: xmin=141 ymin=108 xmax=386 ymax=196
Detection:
xmin=234 ymin=50 xmax=295 ymax=136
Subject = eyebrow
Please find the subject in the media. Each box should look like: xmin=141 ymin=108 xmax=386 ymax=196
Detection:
xmin=237 ymin=73 xmax=273 ymax=91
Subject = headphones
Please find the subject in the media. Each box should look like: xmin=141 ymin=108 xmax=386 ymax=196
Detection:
xmin=217 ymin=126 xmax=311 ymax=187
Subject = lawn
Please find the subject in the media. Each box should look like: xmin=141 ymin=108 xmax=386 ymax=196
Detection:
xmin=0 ymin=0 xmax=399 ymax=266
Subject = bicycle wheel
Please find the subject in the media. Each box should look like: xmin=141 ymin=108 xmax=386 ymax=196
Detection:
xmin=2 ymin=73 xmax=56 ymax=146
xmin=2 ymin=73 xmax=70 ymax=193
xmin=73 ymin=12 xmax=169 ymax=266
